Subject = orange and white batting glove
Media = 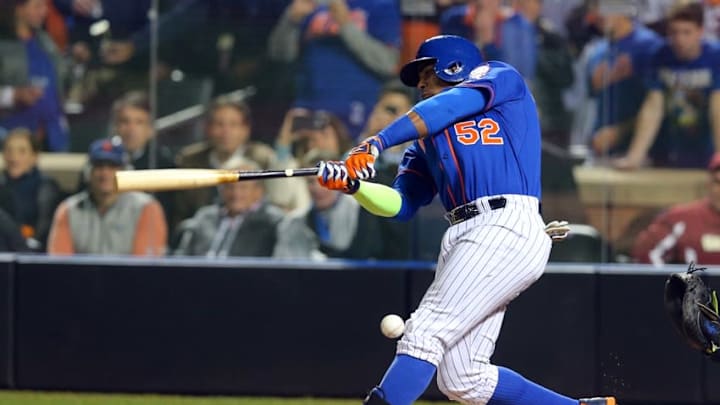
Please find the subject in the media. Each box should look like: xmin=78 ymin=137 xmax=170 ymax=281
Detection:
xmin=317 ymin=161 xmax=360 ymax=194
xmin=345 ymin=138 xmax=380 ymax=180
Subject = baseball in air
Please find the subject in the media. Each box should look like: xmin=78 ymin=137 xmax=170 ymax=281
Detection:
xmin=380 ymin=314 xmax=405 ymax=339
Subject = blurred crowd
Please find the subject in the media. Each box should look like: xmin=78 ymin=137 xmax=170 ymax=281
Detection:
xmin=1 ymin=0 xmax=720 ymax=265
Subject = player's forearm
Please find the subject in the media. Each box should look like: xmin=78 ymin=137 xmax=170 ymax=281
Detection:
xmin=373 ymin=87 xmax=488 ymax=152
xmin=627 ymin=91 xmax=664 ymax=161
xmin=710 ymin=91 xmax=720 ymax=151
xmin=338 ymin=24 xmax=399 ymax=77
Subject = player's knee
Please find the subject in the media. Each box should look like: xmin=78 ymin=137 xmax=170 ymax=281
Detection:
xmin=396 ymin=331 xmax=445 ymax=366
xmin=437 ymin=362 xmax=497 ymax=405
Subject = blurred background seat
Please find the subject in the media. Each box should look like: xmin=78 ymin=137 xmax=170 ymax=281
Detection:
xmin=549 ymin=223 xmax=608 ymax=263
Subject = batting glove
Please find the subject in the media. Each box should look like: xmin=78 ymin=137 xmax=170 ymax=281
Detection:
xmin=545 ymin=220 xmax=570 ymax=242
xmin=317 ymin=161 xmax=360 ymax=194
xmin=345 ymin=138 xmax=380 ymax=180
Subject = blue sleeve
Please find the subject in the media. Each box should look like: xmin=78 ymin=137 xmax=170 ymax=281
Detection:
xmin=585 ymin=42 xmax=606 ymax=96
xmin=375 ymin=86 xmax=487 ymax=150
xmin=366 ymin=0 xmax=401 ymax=47
xmin=391 ymin=145 xmax=437 ymax=221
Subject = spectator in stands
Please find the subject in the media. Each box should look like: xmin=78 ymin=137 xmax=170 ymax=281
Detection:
xmin=53 ymin=0 xmax=150 ymax=66
xmin=0 ymin=128 xmax=64 ymax=250
xmin=274 ymin=108 xmax=353 ymax=166
xmin=356 ymin=83 xmax=416 ymax=259
xmin=173 ymin=160 xmax=309 ymax=258
xmin=175 ymin=99 xmax=309 ymax=225
xmin=110 ymin=90 xmax=176 ymax=230
xmin=358 ymin=81 xmax=414 ymax=184
xmin=0 ymin=0 xmax=69 ymax=151
xmin=300 ymin=170 xmax=386 ymax=260
xmin=439 ymin=0 xmax=507 ymax=61
xmin=633 ymin=152 xmax=720 ymax=266
xmin=47 ymin=139 xmax=167 ymax=256
xmin=588 ymin=2 xmax=662 ymax=157
xmin=511 ymin=0 xmax=576 ymax=149
xmin=268 ymin=0 xmax=401 ymax=139
xmin=111 ymin=91 xmax=174 ymax=170
xmin=74 ymin=91 xmax=174 ymax=187
xmin=0 ymin=207 xmax=29 ymax=252
xmin=564 ymin=0 xmax=602 ymax=58
xmin=615 ymin=2 xmax=720 ymax=170
xmin=286 ymin=150 xmax=390 ymax=260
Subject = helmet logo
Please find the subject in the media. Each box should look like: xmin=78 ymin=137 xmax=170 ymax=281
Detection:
xmin=443 ymin=61 xmax=463 ymax=76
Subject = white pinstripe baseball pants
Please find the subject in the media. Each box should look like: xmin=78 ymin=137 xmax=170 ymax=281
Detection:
xmin=397 ymin=195 xmax=552 ymax=405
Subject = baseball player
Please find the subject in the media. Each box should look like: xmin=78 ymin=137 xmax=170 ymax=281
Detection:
xmin=317 ymin=35 xmax=614 ymax=405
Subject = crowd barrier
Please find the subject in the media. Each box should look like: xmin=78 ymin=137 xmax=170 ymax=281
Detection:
xmin=0 ymin=255 xmax=715 ymax=404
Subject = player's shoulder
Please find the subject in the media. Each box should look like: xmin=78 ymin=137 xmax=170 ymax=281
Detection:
xmin=460 ymin=61 xmax=520 ymax=85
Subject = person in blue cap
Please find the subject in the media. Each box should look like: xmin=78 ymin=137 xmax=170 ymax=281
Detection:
xmin=47 ymin=138 xmax=167 ymax=256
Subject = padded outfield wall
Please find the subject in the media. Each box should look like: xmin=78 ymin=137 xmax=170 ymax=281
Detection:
xmin=0 ymin=255 xmax=715 ymax=404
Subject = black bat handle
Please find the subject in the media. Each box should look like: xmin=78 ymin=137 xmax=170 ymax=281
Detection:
xmin=235 ymin=167 xmax=320 ymax=181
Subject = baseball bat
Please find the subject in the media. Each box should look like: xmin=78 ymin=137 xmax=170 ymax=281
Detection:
xmin=114 ymin=167 xmax=319 ymax=192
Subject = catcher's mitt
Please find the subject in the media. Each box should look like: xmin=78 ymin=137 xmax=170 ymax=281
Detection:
xmin=664 ymin=262 xmax=720 ymax=359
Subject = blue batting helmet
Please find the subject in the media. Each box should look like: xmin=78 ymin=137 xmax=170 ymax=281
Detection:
xmin=399 ymin=35 xmax=484 ymax=87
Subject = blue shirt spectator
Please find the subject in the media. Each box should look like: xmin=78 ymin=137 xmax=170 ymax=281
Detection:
xmin=647 ymin=41 xmax=720 ymax=167
xmin=587 ymin=21 xmax=662 ymax=155
xmin=1 ymin=37 xmax=69 ymax=151
xmin=0 ymin=0 xmax=69 ymax=151
xmin=269 ymin=0 xmax=401 ymax=140
xmin=615 ymin=3 xmax=720 ymax=170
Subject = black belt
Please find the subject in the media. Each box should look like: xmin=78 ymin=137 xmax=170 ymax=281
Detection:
xmin=444 ymin=197 xmax=507 ymax=225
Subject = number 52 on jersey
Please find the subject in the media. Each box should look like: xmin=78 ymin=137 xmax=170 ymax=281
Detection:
xmin=453 ymin=118 xmax=503 ymax=146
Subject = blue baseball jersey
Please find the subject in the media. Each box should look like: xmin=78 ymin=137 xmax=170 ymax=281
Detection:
xmin=392 ymin=61 xmax=541 ymax=213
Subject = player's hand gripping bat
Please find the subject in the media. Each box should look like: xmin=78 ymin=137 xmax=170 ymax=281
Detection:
xmin=114 ymin=168 xmax=320 ymax=192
